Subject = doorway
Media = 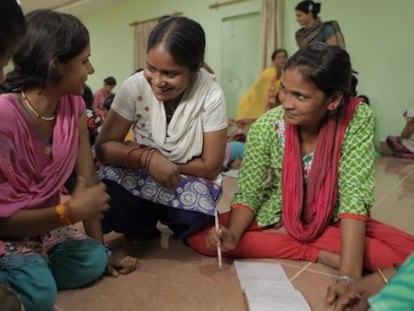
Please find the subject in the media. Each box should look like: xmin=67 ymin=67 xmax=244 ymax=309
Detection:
xmin=221 ymin=12 xmax=260 ymax=118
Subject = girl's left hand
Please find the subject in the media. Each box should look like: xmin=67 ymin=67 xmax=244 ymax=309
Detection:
xmin=326 ymin=281 xmax=351 ymax=305
xmin=333 ymin=289 xmax=369 ymax=311
xmin=107 ymin=250 xmax=139 ymax=277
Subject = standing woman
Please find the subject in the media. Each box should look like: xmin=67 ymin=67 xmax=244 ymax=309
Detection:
xmin=295 ymin=0 xmax=345 ymax=49
xmin=0 ymin=10 xmax=137 ymax=311
xmin=188 ymin=43 xmax=414 ymax=304
xmin=96 ymin=16 xmax=228 ymax=242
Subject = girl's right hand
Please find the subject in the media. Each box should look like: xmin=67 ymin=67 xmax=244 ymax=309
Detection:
xmin=206 ymin=225 xmax=239 ymax=252
xmin=68 ymin=177 xmax=110 ymax=223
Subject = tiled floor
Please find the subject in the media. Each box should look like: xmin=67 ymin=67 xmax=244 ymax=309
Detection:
xmin=55 ymin=156 xmax=414 ymax=311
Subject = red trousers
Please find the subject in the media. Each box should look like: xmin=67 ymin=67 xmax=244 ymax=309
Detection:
xmin=187 ymin=212 xmax=414 ymax=271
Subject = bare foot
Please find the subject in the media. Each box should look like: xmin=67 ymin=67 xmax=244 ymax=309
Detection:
xmin=318 ymin=250 xmax=340 ymax=270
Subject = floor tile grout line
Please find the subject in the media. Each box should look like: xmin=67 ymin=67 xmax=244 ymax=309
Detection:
xmin=304 ymin=268 xmax=338 ymax=278
xmin=289 ymin=262 xmax=312 ymax=282
xmin=279 ymin=261 xmax=313 ymax=269
xmin=374 ymin=169 xmax=414 ymax=207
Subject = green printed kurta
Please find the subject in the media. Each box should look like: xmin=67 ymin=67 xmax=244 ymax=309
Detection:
xmin=369 ymin=252 xmax=414 ymax=310
xmin=232 ymin=103 xmax=375 ymax=228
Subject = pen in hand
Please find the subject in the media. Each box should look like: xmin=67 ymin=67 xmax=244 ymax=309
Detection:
xmin=215 ymin=209 xmax=223 ymax=269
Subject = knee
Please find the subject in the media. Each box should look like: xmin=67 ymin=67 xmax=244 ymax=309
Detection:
xmin=50 ymin=240 xmax=107 ymax=289
xmin=166 ymin=210 xmax=214 ymax=239
xmin=20 ymin=284 xmax=57 ymax=311
xmin=3 ymin=258 xmax=58 ymax=311
xmin=187 ymin=230 xmax=216 ymax=257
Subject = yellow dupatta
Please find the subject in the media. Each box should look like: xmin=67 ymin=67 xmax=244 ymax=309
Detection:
xmin=236 ymin=66 xmax=281 ymax=120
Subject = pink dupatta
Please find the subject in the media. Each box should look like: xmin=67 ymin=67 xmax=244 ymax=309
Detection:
xmin=281 ymin=98 xmax=360 ymax=242
xmin=0 ymin=94 xmax=83 ymax=217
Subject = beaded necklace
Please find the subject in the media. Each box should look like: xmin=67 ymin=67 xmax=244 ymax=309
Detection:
xmin=21 ymin=90 xmax=56 ymax=121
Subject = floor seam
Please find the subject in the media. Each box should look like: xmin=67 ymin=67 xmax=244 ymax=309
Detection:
xmin=304 ymin=268 xmax=338 ymax=277
xmin=289 ymin=262 xmax=312 ymax=282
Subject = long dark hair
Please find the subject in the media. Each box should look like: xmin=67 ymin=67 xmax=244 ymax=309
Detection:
xmin=147 ymin=16 xmax=205 ymax=72
xmin=0 ymin=0 xmax=26 ymax=58
xmin=2 ymin=9 xmax=89 ymax=92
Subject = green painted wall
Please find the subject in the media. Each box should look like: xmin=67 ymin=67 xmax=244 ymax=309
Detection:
xmin=79 ymin=0 xmax=262 ymax=94
xmin=282 ymin=0 xmax=414 ymax=147
xmin=79 ymin=0 xmax=414 ymax=147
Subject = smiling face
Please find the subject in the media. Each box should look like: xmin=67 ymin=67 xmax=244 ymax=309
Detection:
xmin=278 ymin=67 xmax=341 ymax=131
xmin=144 ymin=45 xmax=194 ymax=105
xmin=56 ymin=45 xmax=95 ymax=95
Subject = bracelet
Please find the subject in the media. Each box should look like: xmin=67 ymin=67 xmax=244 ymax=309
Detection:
xmin=142 ymin=148 xmax=153 ymax=171
xmin=377 ymin=268 xmax=389 ymax=284
xmin=145 ymin=149 xmax=156 ymax=171
xmin=137 ymin=147 xmax=148 ymax=168
xmin=125 ymin=147 xmax=140 ymax=169
xmin=336 ymin=275 xmax=355 ymax=283
xmin=55 ymin=202 xmax=73 ymax=226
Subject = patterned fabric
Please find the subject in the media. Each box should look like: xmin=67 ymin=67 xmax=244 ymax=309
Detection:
xmin=232 ymin=103 xmax=375 ymax=228
xmin=1 ymin=226 xmax=88 ymax=259
xmin=0 ymin=240 xmax=108 ymax=311
xmin=0 ymin=94 xmax=85 ymax=256
xmin=369 ymin=252 xmax=414 ymax=310
xmin=101 ymin=69 xmax=227 ymax=217
xmin=93 ymin=88 xmax=110 ymax=119
xmin=99 ymin=166 xmax=222 ymax=216
xmin=85 ymin=108 xmax=102 ymax=147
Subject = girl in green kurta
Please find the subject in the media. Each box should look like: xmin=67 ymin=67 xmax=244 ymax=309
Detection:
xmin=188 ymin=43 xmax=414 ymax=307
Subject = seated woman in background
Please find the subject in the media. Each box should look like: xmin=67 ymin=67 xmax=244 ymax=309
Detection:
xmin=236 ymin=48 xmax=288 ymax=122
xmin=0 ymin=10 xmax=137 ymax=311
xmin=102 ymin=93 xmax=134 ymax=141
xmin=84 ymin=85 xmax=103 ymax=148
xmin=384 ymin=109 xmax=414 ymax=159
xmin=93 ymin=76 xmax=116 ymax=120
xmin=295 ymin=0 xmax=346 ymax=49
xmin=96 ymin=16 xmax=228 ymax=242
xmin=188 ymin=43 xmax=414 ymax=305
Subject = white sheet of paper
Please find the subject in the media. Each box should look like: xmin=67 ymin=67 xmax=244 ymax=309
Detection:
xmin=234 ymin=260 xmax=290 ymax=281
xmin=234 ymin=260 xmax=311 ymax=311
